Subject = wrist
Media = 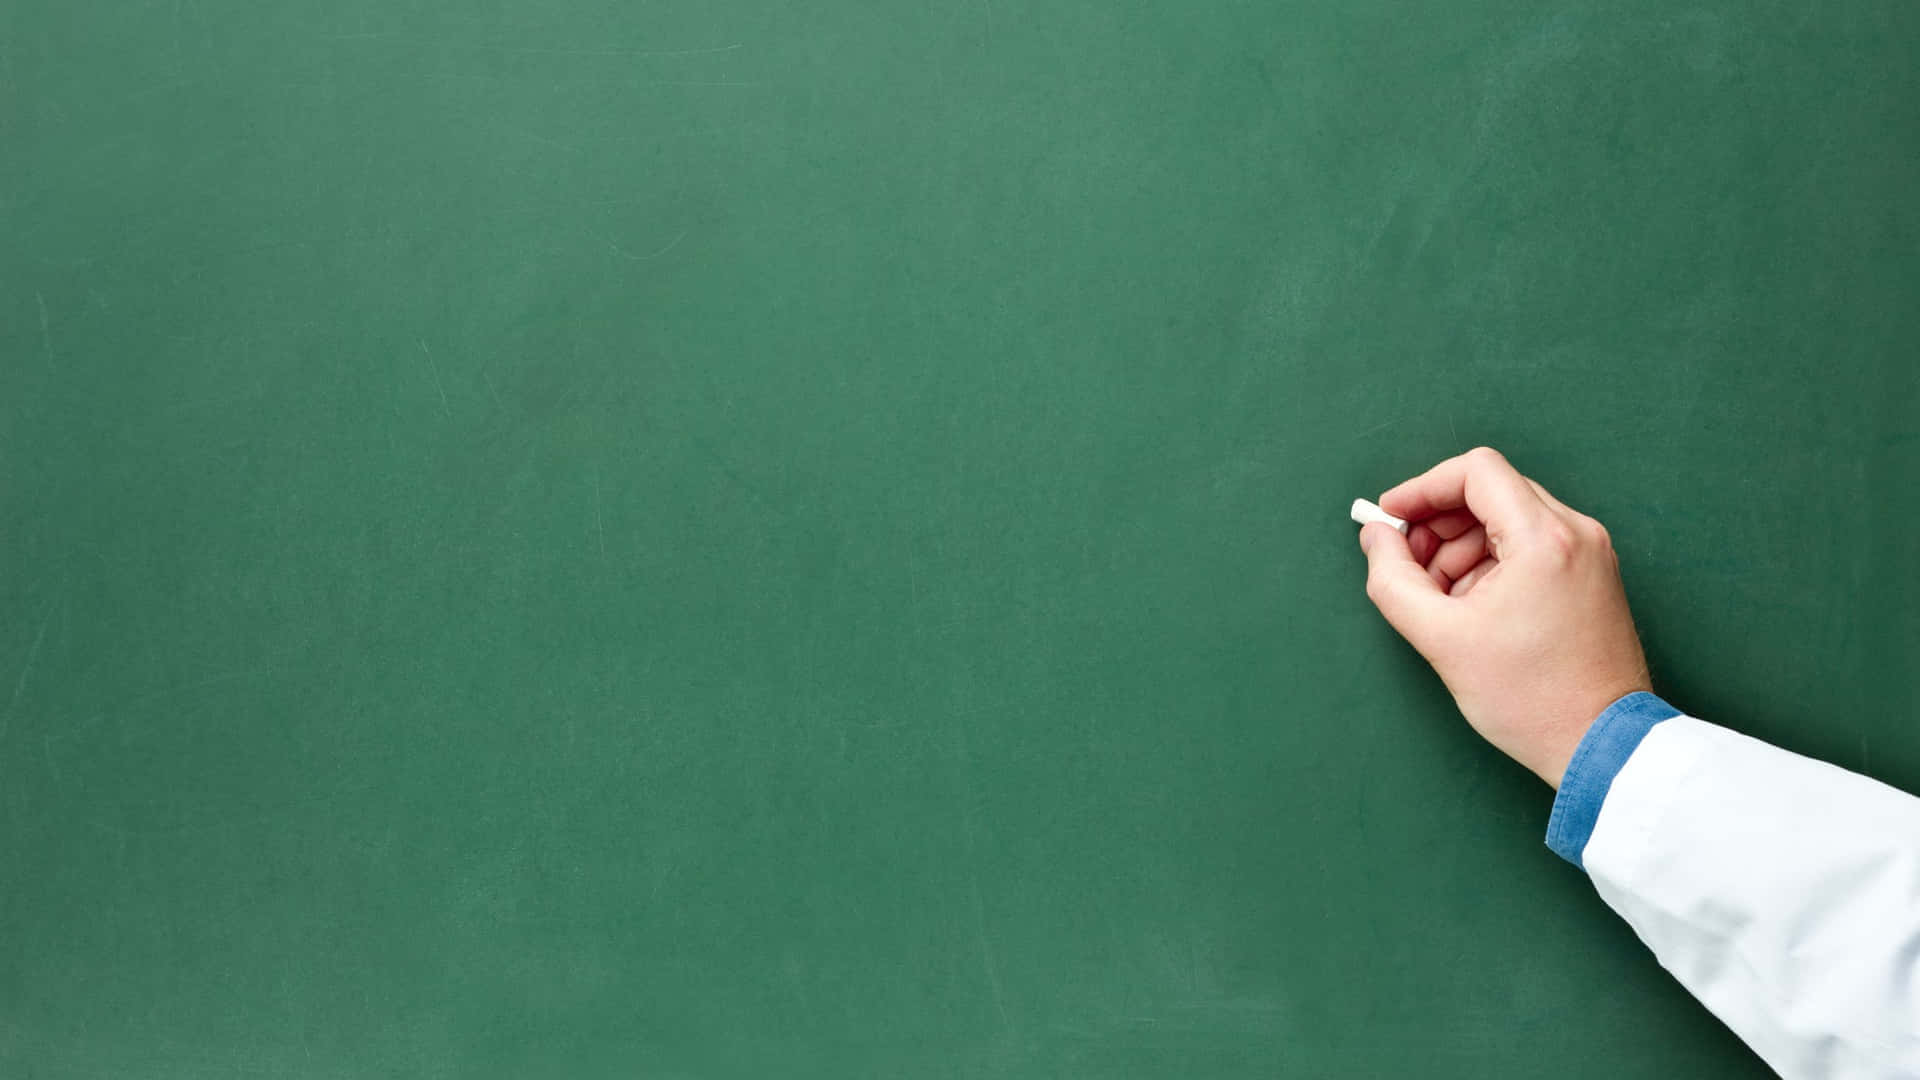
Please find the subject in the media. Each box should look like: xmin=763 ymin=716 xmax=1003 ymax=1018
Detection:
xmin=1543 ymin=692 xmax=1683 ymax=866
xmin=1533 ymin=730 xmax=1588 ymax=791
xmin=1535 ymin=680 xmax=1655 ymax=789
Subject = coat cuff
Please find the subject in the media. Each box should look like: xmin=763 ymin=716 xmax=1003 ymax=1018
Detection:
xmin=1546 ymin=692 xmax=1682 ymax=869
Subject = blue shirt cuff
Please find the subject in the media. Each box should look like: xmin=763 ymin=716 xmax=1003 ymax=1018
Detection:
xmin=1545 ymin=692 xmax=1682 ymax=869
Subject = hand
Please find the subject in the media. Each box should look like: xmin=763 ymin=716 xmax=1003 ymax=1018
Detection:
xmin=1356 ymin=448 xmax=1651 ymax=789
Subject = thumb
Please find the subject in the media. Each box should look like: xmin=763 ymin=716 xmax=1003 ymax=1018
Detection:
xmin=1359 ymin=523 xmax=1445 ymax=642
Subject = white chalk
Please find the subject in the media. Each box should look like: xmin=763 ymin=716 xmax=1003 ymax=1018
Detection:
xmin=1350 ymin=498 xmax=1409 ymax=536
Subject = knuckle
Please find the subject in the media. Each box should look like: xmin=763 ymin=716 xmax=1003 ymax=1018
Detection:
xmin=1542 ymin=522 xmax=1579 ymax=561
xmin=1466 ymin=446 xmax=1506 ymax=467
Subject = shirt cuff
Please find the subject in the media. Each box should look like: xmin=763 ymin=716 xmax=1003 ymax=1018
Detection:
xmin=1545 ymin=691 xmax=1682 ymax=869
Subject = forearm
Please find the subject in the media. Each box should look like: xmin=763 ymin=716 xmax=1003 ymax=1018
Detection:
xmin=1552 ymin=694 xmax=1920 ymax=1079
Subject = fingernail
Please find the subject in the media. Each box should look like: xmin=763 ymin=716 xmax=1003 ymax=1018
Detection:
xmin=1358 ymin=527 xmax=1374 ymax=554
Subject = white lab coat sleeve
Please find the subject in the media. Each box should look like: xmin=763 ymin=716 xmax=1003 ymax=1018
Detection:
xmin=1543 ymin=693 xmax=1920 ymax=1078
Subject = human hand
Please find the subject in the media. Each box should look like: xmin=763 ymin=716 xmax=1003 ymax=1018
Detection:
xmin=1356 ymin=448 xmax=1651 ymax=789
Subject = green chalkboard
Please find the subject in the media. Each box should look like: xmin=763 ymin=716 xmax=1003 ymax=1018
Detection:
xmin=4 ymin=1 xmax=1916 ymax=1075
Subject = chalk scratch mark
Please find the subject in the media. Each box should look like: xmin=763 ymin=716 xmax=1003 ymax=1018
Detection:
xmin=685 ymin=430 xmax=793 ymax=523
xmin=480 ymin=366 xmax=504 ymax=410
xmin=2 ymin=601 xmax=55 ymax=739
xmin=605 ymin=229 xmax=689 ymax=263
xmin=35 ymin=292 xmax=52 ymax=367
xmin=418 ymin=338 xmax=451 ymax=418
xmin=1352 ymin=416 xmax=1401 ymax=441
xmin=970 ymin=871 xmax=1013 ymax=1033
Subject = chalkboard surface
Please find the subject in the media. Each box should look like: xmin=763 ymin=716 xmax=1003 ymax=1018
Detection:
xmin=4 ymin=2 xmax=1916 ymax=1076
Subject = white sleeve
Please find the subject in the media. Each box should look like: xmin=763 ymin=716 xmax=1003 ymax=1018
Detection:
xmin=1550 ymin=695 xmax=1920 ymax=1078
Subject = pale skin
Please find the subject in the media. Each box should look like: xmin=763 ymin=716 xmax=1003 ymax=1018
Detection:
xmin=1357 ymin=447 xmax=1653 ymax=790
